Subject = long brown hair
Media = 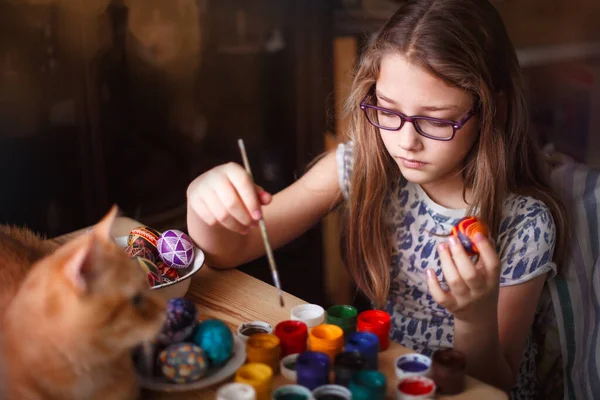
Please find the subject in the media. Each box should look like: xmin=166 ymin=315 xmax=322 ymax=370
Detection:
xmin=341 ymin=0 xmax=569 ymax=307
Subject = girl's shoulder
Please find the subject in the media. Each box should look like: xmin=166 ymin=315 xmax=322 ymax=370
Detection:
xmin=500 ymin=193 xmax=555 ymax=236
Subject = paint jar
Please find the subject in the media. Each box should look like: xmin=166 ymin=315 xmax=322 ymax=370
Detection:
xmin=395 ymin=353 xmax=432 ymax=380
xmin=325 ymin=305 xmax=358 ymax=337
xmin=308 ymin=324 xmax=344 ymax=363
xmin=291 ymin=304 xmax=325 ymax=329
xmin=217 ymin=382 xmax=257 ymax=400
xmin=246 ymin=334 xmax=281 ymax=373
xmin=296 ymin=351 xmax=331 ymax=390
xmin=356 ymin=310 xmax=391 ymax=351
xmin=344 ymin=331 xmax=379 ymax=370
xmin=238 ymin=321 xmax=274 ymax=342
xmin=272 ymin=384 xmax=314 ymax=400
xmin=334 ymin=351 xmax=367 ymax=388
xmin=312 ymin=384 xmax=352 ymax=400
xmin=396 ymin=376 xmax=436 ymax=399
xmin=280 ymin=353 xmax=299 ymax=382
xmin=274 ymin=320 xmax=308 ymax=358
xmin=431 ymin=348 xmax=466 ymax=395
xmin=235 ymin=363 xmax=274 ymax=400
xmin=348 ymin=370 xmax=387 ymax=400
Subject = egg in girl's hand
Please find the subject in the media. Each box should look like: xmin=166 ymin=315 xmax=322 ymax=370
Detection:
xmin=451 ymin=216 xmax=489 ymax=255
xmin=128 ymin=226 xmax=161 ymax=258
xmin=192 ymin=319 xmax=234 ymax=368
xmin=157 ymin=229 xmax=195 ymax=269
xmin=156 ymin=298 xmax=198 ymax=346
xmin=132 ymin=256 xmax=162 ymax=287
xmin=158 ymin=343 xmax=208 ymax=384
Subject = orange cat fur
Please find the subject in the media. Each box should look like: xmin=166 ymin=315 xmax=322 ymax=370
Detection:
xmin=0 ymin=207 xmax=166 ymax=400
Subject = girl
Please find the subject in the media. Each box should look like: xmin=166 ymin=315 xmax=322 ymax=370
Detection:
xmin=186 ymin=0 xmax=568 ymax=398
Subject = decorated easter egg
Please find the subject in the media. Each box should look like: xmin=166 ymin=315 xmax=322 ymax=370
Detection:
xmin=157 ymin=229 xmax=195 ymax=269
xmin=132 ymin=256 xmax=162 ymax=287
xmin=158 ymin=343 xmax=208 ymax=383
xmin=125 ymin=244 xmax=156 ymax=263
xmin=192 ymin=319 xmax=234 ymax=368
xmin=128 ymin=226 xmax=160 ymax=257
xmin=156 ymin=298 xmax=198 ymax=346
xmin=157 ymin=261 xmax=180 ymax=284
xmin=451 ymin=216 xmax=489 ymax=255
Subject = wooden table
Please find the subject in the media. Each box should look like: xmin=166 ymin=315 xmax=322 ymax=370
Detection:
xmin=54 ymin=217 xmax=508 ymax=400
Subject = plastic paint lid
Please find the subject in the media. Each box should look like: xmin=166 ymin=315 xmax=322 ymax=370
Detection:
xmin=312 ymin=384 xmax=352 ymax=399
xmin=281 ymin=353 xmax=300 ymax=382
xmin=273 ymin=384 xmax=314 ymax=399
xmin=237 ymin=320 xmax=273 ymax=342
xmin=291 ymin=304 xmax=325 ymax=328
xmin=216 ymin=382 xmax=256 ymax=400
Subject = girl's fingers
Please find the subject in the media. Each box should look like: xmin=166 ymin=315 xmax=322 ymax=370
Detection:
xmin=226 ymin=165 xmax=264 ymax=221
xmin=193 ymin=198 xmax=217 ymax=227
xmin=448 ymin=236 xmax=486 ymax=292
xmin=438 ymin=242 xmax=469 ymax=296
xmin=426 ymin=269 xmax=455 ymax=309
xmin=213 ymin=178 xmax=254 ymax=227
xmin=472 ymin=233 xmax=501 ymax=281
xmin=202 ymin=189 xmax=249 ymax=234
xmin=256 ymin=185 xmax=273 ymax=205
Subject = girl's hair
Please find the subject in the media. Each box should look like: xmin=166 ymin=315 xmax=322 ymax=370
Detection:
xmin=341 ymin=0 xmax=569 ymax=307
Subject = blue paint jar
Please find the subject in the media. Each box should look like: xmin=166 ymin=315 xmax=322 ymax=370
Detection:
xmin=344 ymin=332 xmax=379 ymax=370
xmin=296 ymin=351 xmax=331 ymax=390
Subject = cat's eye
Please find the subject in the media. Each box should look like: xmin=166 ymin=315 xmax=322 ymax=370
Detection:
xmin=131 ymin=293 xmax=144 ymax=307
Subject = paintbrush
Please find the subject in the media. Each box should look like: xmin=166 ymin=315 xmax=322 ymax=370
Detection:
xmin=237 ymin=139 xmax=285 ymax=307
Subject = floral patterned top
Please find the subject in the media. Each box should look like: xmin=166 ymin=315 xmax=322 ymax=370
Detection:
xmin=336 ymin=142 xmax=557 ymax=399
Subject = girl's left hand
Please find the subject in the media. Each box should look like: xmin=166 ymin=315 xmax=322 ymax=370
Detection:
xmin=426 ymin=232 xmax=501 ymax=323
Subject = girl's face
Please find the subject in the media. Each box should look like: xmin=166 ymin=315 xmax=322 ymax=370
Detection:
xmin=374 ymin=53 xmax=479 ymax=190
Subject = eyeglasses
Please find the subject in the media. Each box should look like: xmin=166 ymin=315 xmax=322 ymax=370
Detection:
xmin=360 ymin=94 xmax=477 ymax=141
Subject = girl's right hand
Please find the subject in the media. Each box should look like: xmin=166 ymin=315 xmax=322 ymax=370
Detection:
xmin=186 ymin=162 xmax=273 ymax=235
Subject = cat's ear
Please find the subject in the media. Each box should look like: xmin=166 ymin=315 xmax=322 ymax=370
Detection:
xmin=63 ymin=237 xmax=96 ymax=293
xmin=93 ymin=205 xmax=119 ymax=240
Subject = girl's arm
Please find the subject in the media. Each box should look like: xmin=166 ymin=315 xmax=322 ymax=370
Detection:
xmin=187 ymin=150 xmax=341 ymax=268
xmin=453 ymin=273 xmax=547 ymax=392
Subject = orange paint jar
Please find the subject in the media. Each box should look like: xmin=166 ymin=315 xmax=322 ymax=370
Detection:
xmin=308 ymin=324 xmax=344 ymax=363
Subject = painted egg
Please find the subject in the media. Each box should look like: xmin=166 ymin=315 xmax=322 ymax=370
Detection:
xmin=125 ymin=244 xmax=156 ymax=263
xmin=193 ymin=319 xmax=234 ymax=368
xmin=451 ymin=216 xmax=489 ymax=255
xmin=156 ymin=298 xmax=198 ymax=346
xmin=128 ymin=226 xmax=160 ymax=257
xmin=132 ymin=256 xmax=162 ymax=287
xmin=157 ymin=229 xmax=195 ymax=269
xmin=157 ymin=261 xmax=180 ymax=284
xmin=158 ymin=343 xmax=208 ymax=383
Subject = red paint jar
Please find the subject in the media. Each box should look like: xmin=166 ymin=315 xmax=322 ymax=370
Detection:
xmin=396 ymin=376 xmax=436 ymax=399
xmin=357 ymin=310 xmax=391 ymax=351
xmin=274 ymin=320 xmax=308 ymax=358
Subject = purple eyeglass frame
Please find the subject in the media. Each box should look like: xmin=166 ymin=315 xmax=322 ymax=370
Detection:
xmin=360 ymin=94 xmax=477 ymax=141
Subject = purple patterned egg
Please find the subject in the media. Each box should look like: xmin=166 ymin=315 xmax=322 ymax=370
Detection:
xmin=156 ymin=298 xmax=198 ymax=346
xmin=158 ymin=343 xmax=208 ymax=383
xmin=157 ymin=229 xmax=196 ymax=269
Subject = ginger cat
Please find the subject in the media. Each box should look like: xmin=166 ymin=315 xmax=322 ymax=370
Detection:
xmin=0 ymin=206 xmax=166 ymax=400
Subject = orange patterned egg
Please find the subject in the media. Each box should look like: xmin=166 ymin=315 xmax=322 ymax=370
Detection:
xmin=127 ymin=226 xmax=160 ymax=258
xmin=157 ymin=261 xmax=180 ymax=284
xmin=132 ymin=256 xmax=163 ymax=287
xmin=450 ymin=216 xmax=489 ymax=255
